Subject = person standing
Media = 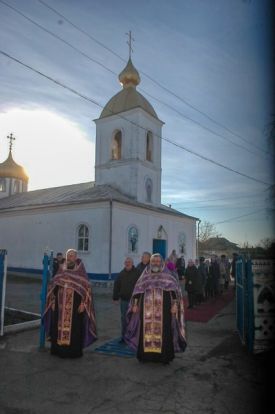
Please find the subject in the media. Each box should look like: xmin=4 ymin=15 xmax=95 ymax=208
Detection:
xmin=185 ymin=259 xmax=200 ymax=308
xmin=209 ymin=256 xmax=221 ymax=297
xmin=136 ymin=252 xmax=151 ymax=277
xmin=176 ymin=255 xmax=185 ymax=281
xmin=198 ymin=256 xmax=207 ymax=302
xmin=52 ymin=252 xmax=64 ymax=277
xmin=125 ymin=254 xmax=186 ymax=364
xmin=113 ymin=257 xmax=139 ymax=343
xmin=168 ymin=249 xmax=178 ymax=264
xmin=43 ymin=249 xmax=97 ymax=358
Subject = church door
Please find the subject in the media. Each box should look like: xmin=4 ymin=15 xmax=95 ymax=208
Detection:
xmin=152 ymin=239 xmax=167 ymax=260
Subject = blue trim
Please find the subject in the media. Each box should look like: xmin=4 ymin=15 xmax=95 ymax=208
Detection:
xmin=7 ymin=266 xmax=118 ymax=281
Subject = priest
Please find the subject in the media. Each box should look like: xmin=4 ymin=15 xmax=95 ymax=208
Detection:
xmin=125 ymin=253 xmax=186 ymax=364
xmin=43 ymin=249 xmax=97 ymax=358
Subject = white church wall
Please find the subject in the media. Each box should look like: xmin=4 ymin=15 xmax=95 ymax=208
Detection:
xmin=111 ymin=202 xmax=196 ymax=273
xmin=0 ymin=202 xmax=110 ymax=275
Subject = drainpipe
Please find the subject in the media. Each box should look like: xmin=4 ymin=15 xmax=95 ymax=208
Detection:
xmin=197 ymin=219 xmax=201 ymax=258
xmin=108 ymin=198 xmax=113 ymax=280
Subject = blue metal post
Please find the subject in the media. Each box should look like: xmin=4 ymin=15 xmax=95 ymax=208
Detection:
xmin=39 ymin=253 xmax=49 ymax=349
xmin=49 ymin=251 xmax=54 ymax=279
xmin=246 ymin=260 xmax=254 ymax=352
xmin=0 ymin=249 xmax=7 ymax=336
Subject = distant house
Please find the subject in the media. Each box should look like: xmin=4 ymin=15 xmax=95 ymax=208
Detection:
xmin=199 ymin=236 xmax=239 ymax=258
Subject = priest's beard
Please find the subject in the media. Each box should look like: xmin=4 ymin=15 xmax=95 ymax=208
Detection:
xmin=151 ymin=266 xmax=161 ymax=273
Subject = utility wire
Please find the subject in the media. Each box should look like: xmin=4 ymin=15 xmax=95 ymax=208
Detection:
xmin=169 ymin=192 xmax=264 ymax=205
xmin=214 ymin=208 xmax=266 ymax=224
xmin=36 ymin=0 xmax=270 ymax=158
xmin=0 ymin=49 xmax=272 ymax=188
xmin=0 ymin=0 xmax=269 ymax=160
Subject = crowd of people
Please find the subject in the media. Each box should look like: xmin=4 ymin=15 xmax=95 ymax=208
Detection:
xmin=43 ymin=249 xmax=237 ymax=364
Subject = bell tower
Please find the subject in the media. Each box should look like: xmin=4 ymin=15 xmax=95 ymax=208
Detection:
xmin=94 ymin=43 xmax=164 ymax=206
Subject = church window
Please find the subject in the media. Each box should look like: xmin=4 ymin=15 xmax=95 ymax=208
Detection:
xmin=111 ymin=130 xmax=122 ymax=160
xmin=13 ymin=180 xmax=20 ymax=193
xmin=146 ymin=131 xmax=153 ymax=162
xmin=77 ymin=224 xmax=89 ymax=252
xmin=145 ymin=177 xmax=153 ymax=203
xmin=178 ymin=232 xmax=186 ymax=254
xmin=128 ymin=226 xmax=138 ymax=253
xmin=0 ymin=178 xmax=6 ymax=192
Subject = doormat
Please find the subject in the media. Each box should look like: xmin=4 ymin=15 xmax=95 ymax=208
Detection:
xmin=183 ymin=287 xmax=235 ymax=323
xmin=93 ymin=338 xmax=136 ymax=358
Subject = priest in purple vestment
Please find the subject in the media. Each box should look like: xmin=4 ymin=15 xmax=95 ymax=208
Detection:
xmin=43 ymin=249 xmax=97 ymax=358
xmin=125 ymin=253 xmax=187 ymax=364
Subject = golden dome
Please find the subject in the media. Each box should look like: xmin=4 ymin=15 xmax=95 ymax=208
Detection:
xmin=100 ymin=87 xmax=158 ymax=119
xmin=99 ymin=58 xmax=158 ymax=120
xmin=0 ymin=151 xmax=29 ymax=181
xmin=118 ymin=58 xmax=140 ymax=88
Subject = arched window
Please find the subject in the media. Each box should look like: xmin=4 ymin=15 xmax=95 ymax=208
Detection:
xmin=77 ymin=224 xmax=89 ymax=252
xmin=111 ymin=130 xmax=122 ymax=160
xmin=178 ymin=232 xmax=186 ymax=254
xmin=146 ymin=131 xmax=153 ymax=162
xmin=128 ymin=226 xmax=138 ymax=253
xmin=0 ymin=178 xmax=6 ymax=192
xmin=13 ymin=180 xmax=20 ymax=193
xmin=145 ymin=177 xmax=153 ymax=203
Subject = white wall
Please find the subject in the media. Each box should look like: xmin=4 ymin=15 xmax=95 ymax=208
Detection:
xmin=111 ymin=202 xmax=196 ymax=273
xmin=0 ymin=202 xmax=110 ymax=274
xmin=0 ymin=200 xmax=197 ymax=277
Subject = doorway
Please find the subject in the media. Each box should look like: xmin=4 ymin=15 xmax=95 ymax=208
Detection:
xmin=152 ymin=239 xmax=167 ymax=259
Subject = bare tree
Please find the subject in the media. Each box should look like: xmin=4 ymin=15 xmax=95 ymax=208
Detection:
xmin=199 ymin=220 xmax=221 ymax=243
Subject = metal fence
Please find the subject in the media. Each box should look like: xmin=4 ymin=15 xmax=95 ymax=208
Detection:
xmin=0 ymin=249 xmax=7 ymax=336
xmin=236 ymin=257 xmax=275 ymax=353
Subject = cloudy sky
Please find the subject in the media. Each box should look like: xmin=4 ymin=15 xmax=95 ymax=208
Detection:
xmin=0 ymin=0 xmax=273 ymax=245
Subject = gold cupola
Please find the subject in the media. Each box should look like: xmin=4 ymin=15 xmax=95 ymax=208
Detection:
xmin=0 ymin=150 xmax=28 ymax=182
xmin=118 ymin=58 xmax=141 ymax=88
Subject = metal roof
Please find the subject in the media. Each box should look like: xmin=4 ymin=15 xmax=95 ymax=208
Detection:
xmin=0 ymin=181 xmax=198 ymax=220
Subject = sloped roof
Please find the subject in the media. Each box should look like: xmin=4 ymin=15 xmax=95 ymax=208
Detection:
xmin=0 ymin=181 xmax=197 ymax=220
xmin=200 ymin=237 xmax=239 ymax=250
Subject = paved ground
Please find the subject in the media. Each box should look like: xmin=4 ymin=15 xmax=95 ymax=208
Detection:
xmin=0 ymin=275 xmax=272 ymax=414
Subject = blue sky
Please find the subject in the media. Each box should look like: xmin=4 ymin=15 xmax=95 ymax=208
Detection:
xmin=0 ymin=0 xmax=274 ymax=245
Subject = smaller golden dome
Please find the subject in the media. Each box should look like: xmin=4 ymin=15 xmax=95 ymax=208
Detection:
xmin=118 ymin=58 xmax=141 ymax=88
xmin=0 ymin=151 xmax=28 ymax=181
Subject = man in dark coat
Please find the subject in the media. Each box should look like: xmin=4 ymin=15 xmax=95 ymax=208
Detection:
xmin=136 ymin=252 xmax=151 ymax=277
xmin=176 ymin=255 xmax=185 ymax=280
xmin=209 ymin=256 xmax=221 ymax=297
xmin=113 ymin=257 xmax=139 ymax=342
xmin=197 ymin=256 xmax=207 ymax=303
xmin=52 ymin=252 xmax=65 ymax=277
xmin=185 ymin=259 xmax=200 ymax=308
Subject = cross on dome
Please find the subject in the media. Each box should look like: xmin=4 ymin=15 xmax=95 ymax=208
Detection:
xmin=7 ymin=133 xmax=16 ymax=152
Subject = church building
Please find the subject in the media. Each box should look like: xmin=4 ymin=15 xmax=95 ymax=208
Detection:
xmin=0 ymin=58 xmax=198 ymax=281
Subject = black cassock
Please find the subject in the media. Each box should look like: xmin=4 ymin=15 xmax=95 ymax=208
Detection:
xmin=50 ymin=287 xmax=84 ymax=358
xmin=136 ymin=291 xmax=175 ymax=364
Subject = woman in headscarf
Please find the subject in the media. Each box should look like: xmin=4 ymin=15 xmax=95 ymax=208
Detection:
xmin=43 ymin=249 xmax=97 ymax=358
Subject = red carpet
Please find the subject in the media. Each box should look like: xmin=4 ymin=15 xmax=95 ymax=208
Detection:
xmin=183 ymin=287 xmax=235 ymax=323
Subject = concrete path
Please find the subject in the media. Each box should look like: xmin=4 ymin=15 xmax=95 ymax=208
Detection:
xmin=0 ymin=276 xmax=270 ymax=414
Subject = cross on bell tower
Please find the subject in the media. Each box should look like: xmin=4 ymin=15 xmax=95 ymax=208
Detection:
xmin=125 ymin=30 xmax=134 ymax=58
xmin=7 ymin=133 xmax=16 ymax=152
